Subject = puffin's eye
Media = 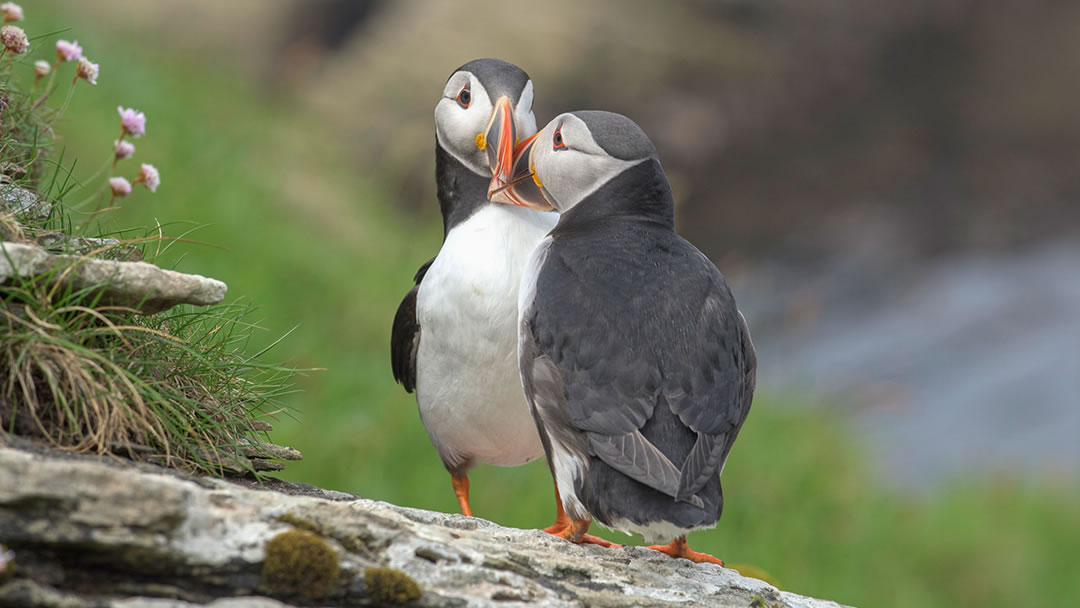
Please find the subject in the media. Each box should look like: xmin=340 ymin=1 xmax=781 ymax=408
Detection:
xmin=552 ymin=128 xmax=566 ymax=150
xmin=456 ymin=84 xmax=471 ymax=109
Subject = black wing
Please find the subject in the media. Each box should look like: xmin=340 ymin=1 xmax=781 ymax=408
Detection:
xmin=390 ymin=258 xmax=434 ymax=393
xmin=525 ymin=229 xmax=755 ymax=506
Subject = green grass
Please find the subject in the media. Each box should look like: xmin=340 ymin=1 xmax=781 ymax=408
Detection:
xmin=10 ymin=3 xmax=1080 ymax=607
xmin=0 ymin=18 xmax=298 ymax=476
xmin=0 ymin=272 xmax=297 ymax=475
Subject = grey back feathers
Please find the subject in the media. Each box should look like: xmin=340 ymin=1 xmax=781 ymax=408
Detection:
xmin=571 ymin=111 xmax=657 ymax=162
xmin=516 ymin=109 xmax=755 ymax=540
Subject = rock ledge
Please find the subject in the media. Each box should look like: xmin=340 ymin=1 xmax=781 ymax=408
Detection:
xmin=0 ymin=241 xmax=226 ymax=314
xmin=0 ymin=446 xmax=850 ymax=608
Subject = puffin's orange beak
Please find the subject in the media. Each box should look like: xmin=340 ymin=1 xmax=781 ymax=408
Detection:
xmin=483 ymin=96 xmax=516 ymax=191
xmin=489 ymin=132 xmax=554 ymax=211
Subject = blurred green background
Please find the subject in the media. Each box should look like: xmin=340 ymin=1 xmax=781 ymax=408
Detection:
xmin=19 ymin=1 xmax=1080 ymax=606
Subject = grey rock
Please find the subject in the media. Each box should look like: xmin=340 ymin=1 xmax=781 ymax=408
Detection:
xmin=33 ymin=231 xmax=143 ymax=261
xmin=1 ymin=162 xmax=28 ymax=181
xmin=0 ymin=186 xmax=51 ymax=222
xmin=237 ymin=439 xmax=303 ymax=462
xmin=114 ymin=596 xmax=294 ymax=608
xmin=0 ymin=447 xmax=850 ymax=608
xmin=0 ymin=580 xmax=293 ymax=608
xmin=0 ymin=241 xmax=226 ymax=314
xmin=0 ymin=580 xmax=88 ymax=608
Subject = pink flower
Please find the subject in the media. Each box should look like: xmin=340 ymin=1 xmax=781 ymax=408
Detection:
xmin=1 ymin=3 xmax=23 ymax=23
xmin=32 ymin=58 xmax=48 ymax=87
xmin=114 ymin=139 xmax=135 ymax=160
xmin=108 ymin=177 xmax=132 ymax=197
xmin=55 ymin=39 xmax=81 ymax=62
xmin=136 ymin=164 xmax=159 ymax=192
xmin=1 ymin=24 xmax=27 ymax=54
xmin=75 ymin=57 xmax=98 ymax=84
xmin=117 ymin=107 xmax=146 ymax=138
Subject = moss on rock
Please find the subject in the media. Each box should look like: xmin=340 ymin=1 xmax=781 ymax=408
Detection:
xmin=364 ymin=567 xmax=421 ymax=604
xmin=261 ymin=529 xmax=339 ymax=598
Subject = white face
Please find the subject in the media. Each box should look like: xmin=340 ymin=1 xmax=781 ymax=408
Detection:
xmin=528 ymin=113 xmax=638 ymax=212
xmin=435 ymin=71 xmax=537 ymax=177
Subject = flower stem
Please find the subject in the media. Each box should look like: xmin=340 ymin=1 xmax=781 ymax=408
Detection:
xmin=79 ymin=155 xmax=115 ymax=188
xmin=45 ymin=81 xmax=78 ymax=129
xmin=32 ymin=82 xmax=57 ymax=109
xmin=44 ymin=58 xmax=59 ymax=92
xmin=80 ymin=191 xmax=116 ymax=229
xmin=71 ymin=183 xmax=109 ymax=211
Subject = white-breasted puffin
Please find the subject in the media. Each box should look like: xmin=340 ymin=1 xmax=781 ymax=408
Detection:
xmin=489 ymin=111 xmax=757 ymax=564
xmin=393 ymin=59 xmax=604 ymax=539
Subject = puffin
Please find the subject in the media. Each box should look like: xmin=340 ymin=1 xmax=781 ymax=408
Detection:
xmin=391 ymin=60 xmax=609 ymax=545
xmin=488 ymin=110 xmax=757 ymax=564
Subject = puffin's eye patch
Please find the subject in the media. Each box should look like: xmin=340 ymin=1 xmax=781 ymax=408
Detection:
xmin=552 ymin=128 xmax=566 ymax=151
xmin=456 ymin=83 xmax=471 ymax=109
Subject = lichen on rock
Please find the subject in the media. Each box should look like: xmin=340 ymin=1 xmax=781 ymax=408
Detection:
xmin=363 ymin=567 xmax=421 ymax=605
xmin=261 ymin=529 xmax=340 ymax=599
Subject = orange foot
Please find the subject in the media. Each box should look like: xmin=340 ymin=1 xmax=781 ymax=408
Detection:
xmin=544 ymin=517 xmax=621 ymax=547
xmin=543 ymin=486 xmax=620 ymax=547
xmin=648 ymin=536 xmax=724 ymax=566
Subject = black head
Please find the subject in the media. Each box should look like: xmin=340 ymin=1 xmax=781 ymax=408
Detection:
xmin=435 ymin=58 xmax=537 ymax=178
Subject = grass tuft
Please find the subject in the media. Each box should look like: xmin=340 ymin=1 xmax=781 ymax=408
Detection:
xmin=0 ymin=258 xmax=300 ymax=475
xmin=0 ymin=15 xmax=302 ymax=477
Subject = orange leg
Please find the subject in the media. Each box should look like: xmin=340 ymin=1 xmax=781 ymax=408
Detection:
xmin=542 ymin=484 xmax=620 ymax=547
xmin=541 ymin=487 xmax=570 ymax=535
xmin=648 ymin=536 xmax=724 ymax=566
xmin=451 ymin=474 xmax=473 ymax=517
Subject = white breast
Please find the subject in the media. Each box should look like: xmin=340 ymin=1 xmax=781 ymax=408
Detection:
xmin=415 ymin=204 xmax=558 ymax=469
xmin=517 ymin=235 xmax=552 ymax=320
xmin=517 ymin=236 xmax=593 ymax=520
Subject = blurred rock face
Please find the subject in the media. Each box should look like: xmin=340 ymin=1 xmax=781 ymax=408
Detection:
xmin=285 ymin=0 xmax=1079 ymax=263
xmin=75 ymin=0 xmax=1080 ymax=261
xmin=276 ymin=0 xmax=1080 ymax=488
xmin=70 ymin=0 xmax=1080 ymax=486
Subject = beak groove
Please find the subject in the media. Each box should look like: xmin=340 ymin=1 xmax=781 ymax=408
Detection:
xmin=483 ymin=96 xmax=516 ymax=191
xmin=489 ymin=133 xmax=553 ymax=210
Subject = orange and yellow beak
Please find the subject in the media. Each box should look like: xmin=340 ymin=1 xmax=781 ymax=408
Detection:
xmin=482 ymin=96 xmax=517 ymax=191
xmin=488 ymin=132 xmax=554 ymax=210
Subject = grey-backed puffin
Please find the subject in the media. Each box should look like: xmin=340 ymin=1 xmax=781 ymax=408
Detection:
xmin=489 ymin=110 xmax=756 ymax=563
